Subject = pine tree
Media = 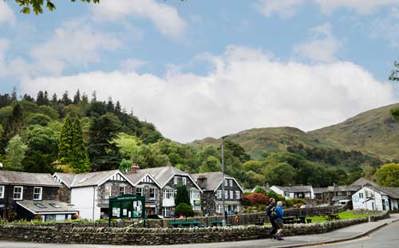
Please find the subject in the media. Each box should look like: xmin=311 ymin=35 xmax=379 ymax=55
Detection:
xmin=51 ymin=93 xmax=58 ymax=104
xmin=175 ymin=184 xmax=191 ymax=206
xmin=36 ymin=91 xmax=45 ymax=105
xmin=73 ymin=90 xmax=81 ymax=104
xmin=115 ymin=101 xmax=121 ymax=113
xmin=61 ymin=91 xmax=72 ymax=105
xmin=59 ymin=114 xmax=90 ymax=172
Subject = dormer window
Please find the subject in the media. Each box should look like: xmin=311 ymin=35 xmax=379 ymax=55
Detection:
xmin=0 ymin=185 xmax=4 ymax=199
xmin=13 ymin=186 xmax=23 ymax=200
xmin=33 ymin=187 xmax=42 ymax=201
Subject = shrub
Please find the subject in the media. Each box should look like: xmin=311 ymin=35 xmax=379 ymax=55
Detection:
xmin=175 ymin=203 xmax=194 ymax=217
xmin=243 ymin=192 xmax=269 ymax=206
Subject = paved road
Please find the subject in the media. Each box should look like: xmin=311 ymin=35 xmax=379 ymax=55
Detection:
xmin=0 ymin=216 xmax=397 ymax=248
xmin=316 ymin=220 xmax=399 ymax=248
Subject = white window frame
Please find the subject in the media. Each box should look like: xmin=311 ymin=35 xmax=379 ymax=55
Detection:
xmin=119 ymin=185 xmax=126 ymax=195
xmin=229 ymin=190 xmax=234 ymax=199
xmin=33 ymin=187 xmax=42 ymax=201
xmin=235 ymin=190 xmax=241 ymax=200
xmin=229 ymin=179 xmax=233 ymax=187
xmin=136 ymin=187 xmax=143 ymax=196
xmin=182 ymin=177 xmax=187 ymax=185
xmin=224 ymin=191 xmax=228 ymax=200
xmin=149 ymin=188 xmax=156 ymax=200
xmin=163 ymin=189 xmax=174 ymax=199
xmin=359 ymin=193 xmax=364 ymax=199
xmin=224 ymin=179 xmax=228 ymax=187
xmin=0 ymin=185 xmax=4 ymax=199
xmin=174 ymin=176 xmax=178 ymax=185
xmin=13 ymin=186 xmax=23 ymax=200
xmin=216 ymin=190 xmax=222 ymax=199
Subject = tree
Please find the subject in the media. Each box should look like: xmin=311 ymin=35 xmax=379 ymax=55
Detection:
xmin=175 ymin=184 xmax=190 ymax=206
xmin=59 ymin=114 xmax=90 ymax=172
xmin=22 ymin=125 xmax=59 ymax=173
xmin=15 ymin=0 xmax=100 ymax=14
xmin=390 ymin=61 xmax=399 ymax=81
xmin=88 ymin=113 xmax=121 ymax=171
xmin=5 ymin=135 xmax=27 ymax=171
xmin=73 ymin=90 xmax=81 ymax=104
xmin=175 ymin=203 xmax=194 ymax=217
xmin=375 ymin=163 xmax=399 ymax=187
xmin=264 ymin=162 xmax=296 ymax=186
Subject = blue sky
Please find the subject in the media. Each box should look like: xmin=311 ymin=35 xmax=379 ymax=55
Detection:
xmin=0 ymin=0 xmax=398 ymax=142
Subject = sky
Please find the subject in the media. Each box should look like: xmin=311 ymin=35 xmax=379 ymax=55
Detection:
xmin=0 ymin=0 xmax=398 ymax=143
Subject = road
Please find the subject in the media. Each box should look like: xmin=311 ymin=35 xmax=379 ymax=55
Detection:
xmin=0 ymin=220 xmax=398 ymax=248
xmin=316 ymin=220 xmax=399 ymax=248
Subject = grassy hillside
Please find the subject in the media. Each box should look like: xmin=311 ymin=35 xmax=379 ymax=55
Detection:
xmin=193 ymin=127 xmax=336 ymax=159
xmin=310 ymin=103 xmax=399 ymax=161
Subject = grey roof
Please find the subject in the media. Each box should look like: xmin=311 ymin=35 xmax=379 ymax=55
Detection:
xmin=327 ymin=185 xmax=361 ymax=192
xmin=125 ymin=170 xmax=161 ymax=188
xmin=378 ymin=187 xmax=399 ymax=199
xmin=276 ymin=185 xmax=313 ymax=193
xmin=17 ymin=200 xmax=78 ymax=214
xmin=0 ymin=170 xmax=60 ymax=187
xmin=192 ymin=172 xmax=242 ymax=192
xmin=351 ymin=177 xmax=378 ymax=187
xmin=313 ymin=187 xmax=328 ymax=194
xmin=135 ymin=166 xmax=200 ymax=189
xmin=54 ymin=170 xmax=121 ymax=188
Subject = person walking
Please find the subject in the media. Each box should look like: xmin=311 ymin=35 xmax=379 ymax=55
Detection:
xmin=274 ymin=201 xmax=285 ymax=240
xmin=265 ymin=198 xmax=277 ymax=238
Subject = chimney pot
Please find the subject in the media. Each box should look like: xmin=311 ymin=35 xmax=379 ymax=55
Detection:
xmin=131 ymin=163 xmax=140 ymax=173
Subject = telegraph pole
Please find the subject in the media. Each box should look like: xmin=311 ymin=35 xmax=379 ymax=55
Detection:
xmin=221 ymin=137 xmax=226 ymax=226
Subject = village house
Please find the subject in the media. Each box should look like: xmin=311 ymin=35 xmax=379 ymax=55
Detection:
xmin=0 ymin=170 xmax=77 ymax=221
xmin=53 ymin=170 xmax=135 ymax=220
xmin=352 ymin=185 xmax=399 ymax=211
xmin=270 ymin=185 xmax=315 ymax=200
xmin=133 ymin=166 xmax=202 ymax=217
xmin=125 ymin=165 xmax=162 ymax=216
xmin=314 ymin=185 xmax=361 ymax=206
xmin=192 ymin=172 xmax=244 ymax=215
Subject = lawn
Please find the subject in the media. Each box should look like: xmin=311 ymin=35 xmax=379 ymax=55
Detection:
xmin=309 ymin=211 xmax=370 ymax=223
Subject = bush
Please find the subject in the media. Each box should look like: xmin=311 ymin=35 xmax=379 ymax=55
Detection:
xmin=242 ymin=192 xmax=269 ymax=206
xmin=175 ymin=203 xmax=194 ymax=217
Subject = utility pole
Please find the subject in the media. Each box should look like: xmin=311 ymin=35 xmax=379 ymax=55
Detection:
xmin=221 ymin=137 xmax=226 ymax=226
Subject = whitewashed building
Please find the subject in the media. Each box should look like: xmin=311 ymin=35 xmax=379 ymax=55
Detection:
xmin=270 ymin=185 xmax=315 ymax=200
xmin=352 ymin=185 xmax=399 ymax=211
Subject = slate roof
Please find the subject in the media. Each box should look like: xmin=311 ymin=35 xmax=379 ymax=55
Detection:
xmin=54 ymin=170 xmax=121 ymax=188
xmin=276 ymin=185 xmax=313 ymax=193
xmin=327 ymin=185 xmax=361 ymax=192
xmin=17 ymin=200 xmax=78 ymax=214
xmin=0 ymin=170 xmax=60 ymax=187
xmin=380 ymin=187 xmax=399 ymax=199
xmin=351 ymin=177 xmax=378 ymax=187
xmin=192 ymin=172 xmax=243 ymax=192
xmin=125 ymin=170 xmax=161 ymax=188
xmin=313 ymin=187 xmax=328 ymax=194
xmin=136 ymin=166 xmax=201 ymax=190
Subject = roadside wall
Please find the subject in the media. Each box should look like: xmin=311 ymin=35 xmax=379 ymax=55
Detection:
xmin=0 ymin=212 xmax=389 ymax=245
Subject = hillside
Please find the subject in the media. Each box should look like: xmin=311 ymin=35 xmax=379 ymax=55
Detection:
xmin=310 ymin=103 xmax=399 ymax=161
xmin=193 ymin=127 xmax=336 ymax=159
xmin=193 ymin=103 xmax=399 ymax=162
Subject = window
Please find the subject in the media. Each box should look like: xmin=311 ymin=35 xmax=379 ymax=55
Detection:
xmin=235 ymin=191 xmax=241 ymax=200
xmin=224 ymin=179 xmax=228 ymax=187
xmin=216 ymin=190 xmax=222 ymax=199
xmin=0 ymin=185 xmax=4 ymax=199
xmin=359 ymin=193 xmax=364 ymax=199
xmin=217 ymin=204 xmax=223 ymax=214
xmin=136 ymin=187 xmax=143 ymax=196
xmin=182 ymin=177 xmax=187 ymax=185
xmin=229 ymin=190 xmax=234 ymax=199
xmin=149 ymin=188 xmax=156 ymax=200
xmin=13 ymin=186 xmax=23 ymax=200
xmin=163 ymin=189 xmax=174 ymax=199
xmin=119 ymin=186 xmax=126 ymax=195
xmin=33 ymin=187 xmax=42 ymax=201
xmin=174 ymin=176 xmax=178 ymax=185
xmin=224 ymin=191 xmax=228 ymax=199
xmin=229 ymin=179 xmax=233 ymax=187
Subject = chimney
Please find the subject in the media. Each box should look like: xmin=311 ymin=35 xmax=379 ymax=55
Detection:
xmin=131 ymin=163 xmax=140 ymax=174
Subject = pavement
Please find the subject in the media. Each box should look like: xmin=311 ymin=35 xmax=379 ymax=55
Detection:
xmin=0 ymin=214 xmax=398 ymax=248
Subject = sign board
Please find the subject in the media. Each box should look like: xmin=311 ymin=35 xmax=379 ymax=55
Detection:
xmin=108 ymin=194 xmax=146 ymax=227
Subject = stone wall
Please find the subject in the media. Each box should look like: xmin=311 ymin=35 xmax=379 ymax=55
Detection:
xmin=0 ymin=212 xmax=389 ymax=245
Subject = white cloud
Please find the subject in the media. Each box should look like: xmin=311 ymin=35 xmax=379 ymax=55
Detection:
xmin=257 ymin=0 xmax=399 ymax=18
xmin=0 ymin=1 xmax=15 ymax=25
xmin=20 ymin=46 xmax=395 ymax=143
xmin=294 ymin=23 xmax=341 ymax=62
xmin=120 ymin=59 xmax=148 ymax=72
xmin=91 ymin=0 xmax=186 ymax=38
xmin=30 ymin=20 xmax=121 ymax=75
xmin=257 ymin=0 xmax=305 ymax=18
xmin=370 ymin=8 xmax=399 ymax=47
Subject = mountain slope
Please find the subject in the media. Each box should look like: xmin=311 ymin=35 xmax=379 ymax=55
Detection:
xmin=310 ymin=103 xmax=399 ymax=161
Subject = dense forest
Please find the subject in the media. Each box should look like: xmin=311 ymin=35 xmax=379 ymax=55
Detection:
xmin=0 ymin=90 xmax=385 ymax=188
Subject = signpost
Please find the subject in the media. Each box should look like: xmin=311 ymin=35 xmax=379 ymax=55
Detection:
xmin=108 ymin=194 xmax=146 ymax=227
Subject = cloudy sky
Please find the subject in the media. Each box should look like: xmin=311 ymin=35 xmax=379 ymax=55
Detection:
xmin=0 ymin=0 xmax=398 ymax=142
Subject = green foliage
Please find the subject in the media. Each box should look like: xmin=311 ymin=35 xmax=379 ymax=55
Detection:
xmin=264 ymin=162 xmax=296 ymax=186
xmin=175 ymin=185 xmax=190 ymax=206
xmin=375 ymin=163 xmax=399 ymax=187
xmin=175 ymin=203 xmax=194 ymax=217
xmin=22 ymin=125 xmax=59 ymax=173
xmin=5 ymin=135 xmax=27 ymax=171
xmin=389 ymin=61 xmax=399 ymax=81
xmin=59 ymin=114 xmax=90 ymax=172
xmin=119 ymin=159 xmax=132 ymax=173
xmin=25 ymin=113 xmax=51 ymax=126
xmin=15 ymin=0 xmax=99 ymax=15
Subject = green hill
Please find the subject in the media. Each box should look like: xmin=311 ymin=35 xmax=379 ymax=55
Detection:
xmin=310 ymin=103 xmax=399 ymax=161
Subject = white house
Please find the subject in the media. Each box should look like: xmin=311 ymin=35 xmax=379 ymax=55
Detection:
xmin=53 ymin=170 xmax=135 ymax=220
xmin=352 ymin=185 xmax=399 ymax=211
xmin=270 ymin=185 xmax=315 ymax=200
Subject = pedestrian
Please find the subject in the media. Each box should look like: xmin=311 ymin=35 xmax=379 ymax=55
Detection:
xmin=265 ymin=198 xmax=278 ymax=238
xmin=274 ymin=201 xmax=285 ymax=240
